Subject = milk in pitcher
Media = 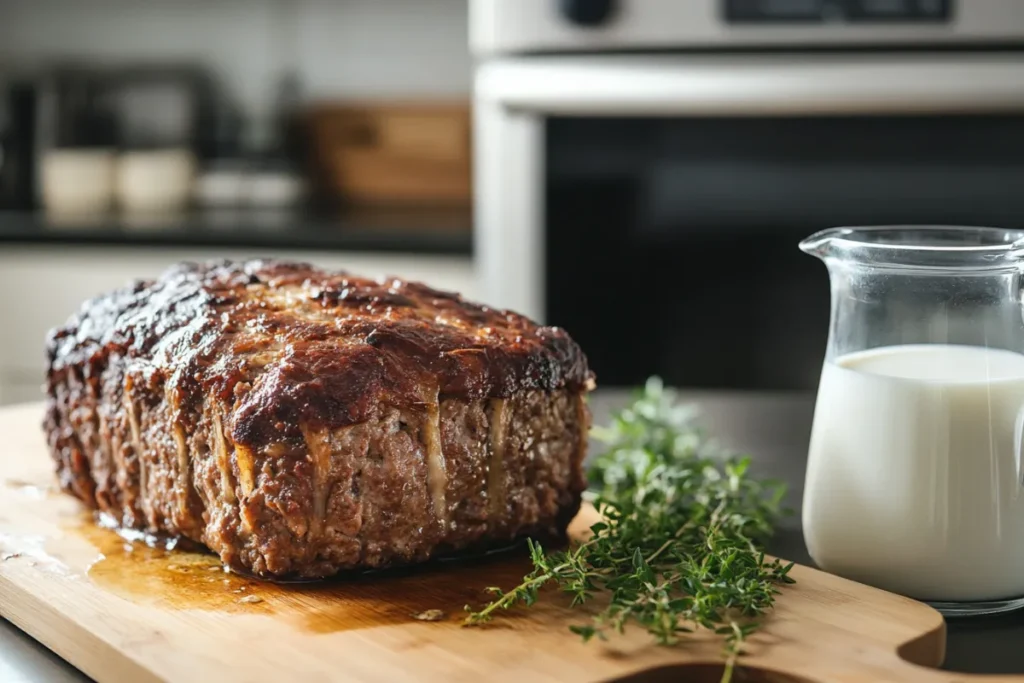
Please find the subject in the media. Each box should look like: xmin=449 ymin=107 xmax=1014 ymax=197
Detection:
xmin=803 ymin=343 xmax=1024 ymax=602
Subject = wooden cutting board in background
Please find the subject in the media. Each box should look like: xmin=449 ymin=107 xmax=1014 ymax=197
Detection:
xmin=0 ymin=401 xmax=999 ymax=683
xmin=306 ymin=102 xmax=471 ymax=207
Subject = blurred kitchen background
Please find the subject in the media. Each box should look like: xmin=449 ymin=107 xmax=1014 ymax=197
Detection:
xmin=0 ymin=0 xmax=475 ymax=406
xmin=3 ymin=0 xmax=1024 ymax=405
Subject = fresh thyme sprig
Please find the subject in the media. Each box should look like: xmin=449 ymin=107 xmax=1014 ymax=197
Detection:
xmin=464 ymin=377 xmax=795 ymax=683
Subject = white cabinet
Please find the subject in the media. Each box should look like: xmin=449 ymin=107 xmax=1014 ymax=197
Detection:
xmin=0 ymin=245 xmax=476 ymax=406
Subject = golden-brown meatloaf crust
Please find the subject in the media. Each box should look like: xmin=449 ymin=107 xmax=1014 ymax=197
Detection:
xmin=44 ymin=259 xmax=594 ymax=578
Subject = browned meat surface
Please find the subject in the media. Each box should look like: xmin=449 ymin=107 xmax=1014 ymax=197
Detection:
xmin=44 ymin=259 xmax=593 ymax=578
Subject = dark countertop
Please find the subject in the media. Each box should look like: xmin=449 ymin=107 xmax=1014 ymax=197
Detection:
xmin=3 ymin=389 xmax=1023 ymax=679
xmin=0 ymin=207 xmax=473 ymax=255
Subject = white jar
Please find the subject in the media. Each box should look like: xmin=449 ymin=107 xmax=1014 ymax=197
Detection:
xmin=116 ymin=149 xmax=196 ymax=213
xmin=41 ymin=149 xmax=116 ymax=216
xmin=244 ymin=170 xmax=306 ymax=208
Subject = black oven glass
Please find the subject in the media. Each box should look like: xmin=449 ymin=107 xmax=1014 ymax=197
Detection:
xmin=544 ymin=115 xmax=1024 ymax=391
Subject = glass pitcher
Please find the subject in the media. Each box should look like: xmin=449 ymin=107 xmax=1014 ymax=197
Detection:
xmin=800 ymin=225 xmax=1024 ymax=617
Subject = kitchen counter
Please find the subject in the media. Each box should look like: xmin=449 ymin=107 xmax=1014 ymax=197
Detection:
xmin=3 ymin=390 xmax=1023 ymax=679
xmin=0 ymin=207 xmax=472 ymax=255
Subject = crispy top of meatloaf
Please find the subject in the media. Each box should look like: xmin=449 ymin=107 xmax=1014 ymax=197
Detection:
xmin=46 ymin=259 xmax=593 ymax=448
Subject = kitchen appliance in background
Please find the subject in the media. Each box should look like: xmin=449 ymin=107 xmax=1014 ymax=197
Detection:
xmin=471 ymin=0 xmax=1024 ymax=392
xmin=32 ymin=67 xmax=119 ymax=219
xmin=0 ymin=80 xmax=38 ymax=210
xmin=192 ymin=72 xmax=307 ymax=227
xmin=32 ymin=64 xmax=217 ymax=218
xmin=106 ymin=66 xmax=210 ymax=151
xmin=240 ymin=72 xmax=307 ymax=212
xmin=107 ymin=66 xmax=212 ymax=217
xmin=34 ymin=64 xmax=215 ymax=161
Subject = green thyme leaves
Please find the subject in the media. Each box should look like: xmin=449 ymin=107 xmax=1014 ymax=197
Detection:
xmin=465 ymin=377 xmax=795 ymax=682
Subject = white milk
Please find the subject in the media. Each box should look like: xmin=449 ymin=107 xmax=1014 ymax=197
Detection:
xmin=804 ymin=344 xmax=1024 ymax=602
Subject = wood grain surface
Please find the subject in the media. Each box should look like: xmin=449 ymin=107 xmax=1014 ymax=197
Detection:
xmin=0 ymin=401 xmax=997 ymax=682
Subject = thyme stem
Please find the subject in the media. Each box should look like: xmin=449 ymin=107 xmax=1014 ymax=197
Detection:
xmin=464 ymin=378 xmax=795 ymax=683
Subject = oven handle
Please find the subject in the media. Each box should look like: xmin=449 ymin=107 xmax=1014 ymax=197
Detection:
xmin=476 ymin=54 xmax=1024 ymax=116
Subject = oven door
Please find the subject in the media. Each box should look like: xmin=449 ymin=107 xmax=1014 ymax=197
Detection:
xmin=473 ymin=53 xmax=1024 ymax=391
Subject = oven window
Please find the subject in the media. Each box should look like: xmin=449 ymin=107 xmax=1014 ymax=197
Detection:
xmin=545 ymin=115 xmax=1024 ymax=391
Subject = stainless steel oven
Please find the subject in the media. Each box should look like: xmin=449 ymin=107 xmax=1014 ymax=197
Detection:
xmin=470 ymin=0 xmax=1024 ymax=391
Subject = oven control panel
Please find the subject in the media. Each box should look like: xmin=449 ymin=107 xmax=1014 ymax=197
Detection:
xmin=470 ymin=0 xmax=1022 ymax=56
xmin=724 ymin=0 xmax=952 ymax=24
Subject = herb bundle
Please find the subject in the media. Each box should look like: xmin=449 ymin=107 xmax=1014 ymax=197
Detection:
xmin=464 ymin=378 xmax=795 ymax=683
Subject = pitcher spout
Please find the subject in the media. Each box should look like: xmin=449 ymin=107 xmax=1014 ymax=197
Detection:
xmin=799 ymin=228 xmax=846 ymax=260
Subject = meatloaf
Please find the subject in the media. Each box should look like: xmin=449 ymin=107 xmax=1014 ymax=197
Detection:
xmin=44 ymin=259 xmax=593 ymax=579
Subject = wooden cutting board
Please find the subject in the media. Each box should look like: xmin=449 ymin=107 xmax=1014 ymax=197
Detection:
xmin=0 ymin=401 xmax=1002 ymax=683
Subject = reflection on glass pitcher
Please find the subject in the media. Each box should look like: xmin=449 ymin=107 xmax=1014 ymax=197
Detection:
xmin=800 ymin=226 xmax=1024 ymax=617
